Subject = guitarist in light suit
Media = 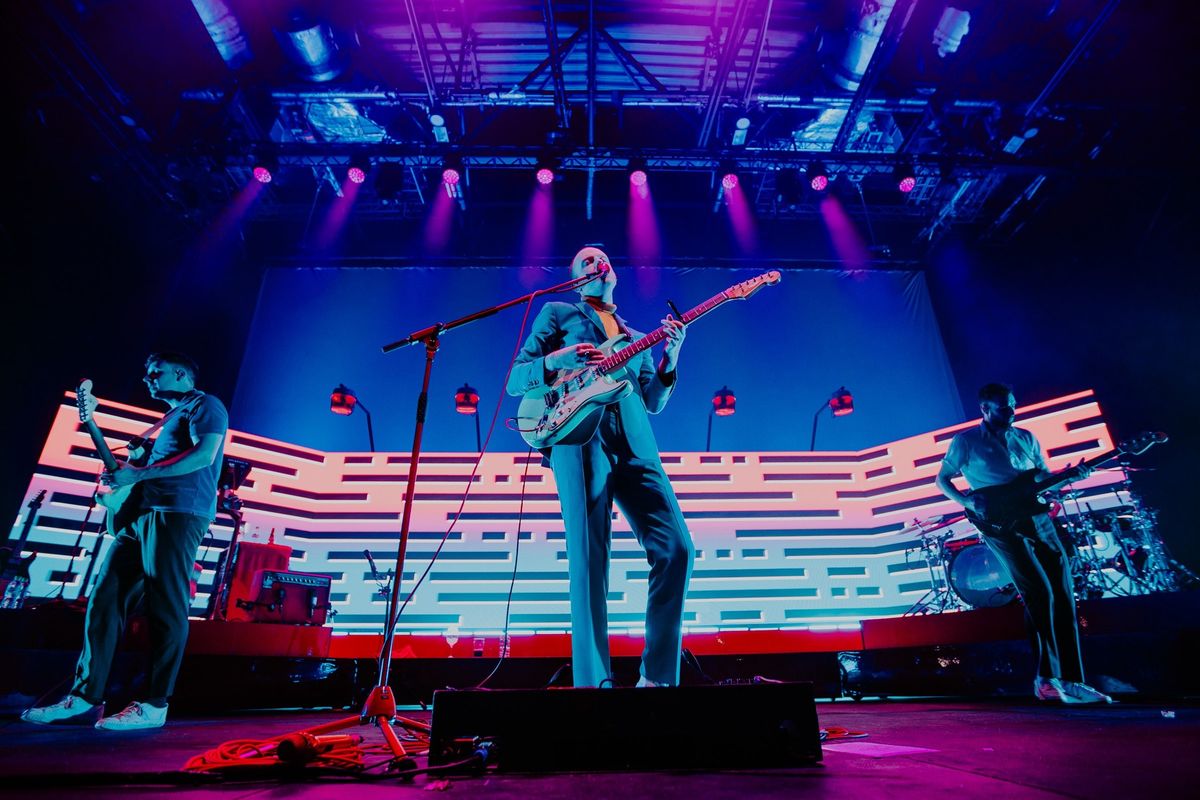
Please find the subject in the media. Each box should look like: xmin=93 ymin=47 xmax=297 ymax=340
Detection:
xmin=507 ymin=246 xmax=693 ymax=687
xmin=23 ymin=352 xmax=228 ymax=730
xmin=935 ymin=382 xmax=1111 ymax=704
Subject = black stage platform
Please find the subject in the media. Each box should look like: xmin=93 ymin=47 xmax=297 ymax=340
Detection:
xmin=1 ymin=700 xmax=1196 ymax=798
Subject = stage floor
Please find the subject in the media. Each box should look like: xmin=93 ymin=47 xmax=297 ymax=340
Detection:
xmin=2 ymin=699 xmax=1196 ymax=798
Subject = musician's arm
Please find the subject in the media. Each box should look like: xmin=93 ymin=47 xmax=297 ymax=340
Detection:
xmin=935 ymin=436 xmax=980 ymax=513
xmin=507 ymin=304 xmax=563 ymax=396
xmin=1029 ymin=432 xmax=1054 ymax=481
xmin=108 ymin=433 xmax=224 ymax=485
xmin=935 ymin=463 xmax=974 ymax=509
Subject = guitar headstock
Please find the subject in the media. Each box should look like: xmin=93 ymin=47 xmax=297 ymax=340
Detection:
xmin=725 ymin=271 xmax=782 ymax=300
xmin=76 ymin=379 xmax=98 ymax=424
xmin=1118 ymin=431 xmax=1168 ymax=456
xmin=27 ymin=490 xmax=46 ymax=510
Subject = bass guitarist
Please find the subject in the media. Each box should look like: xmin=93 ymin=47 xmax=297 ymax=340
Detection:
xmin=23 ymin=352 xmax=228 ymax=729
xmin=935 ymin=382 xmax=1111 ymax=704
xmin=507 ymin=246 xmax=693 ymax=688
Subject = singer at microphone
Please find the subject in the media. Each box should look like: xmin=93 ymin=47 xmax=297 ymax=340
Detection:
xmin=505 ymin=245 xmax=691 ymax=689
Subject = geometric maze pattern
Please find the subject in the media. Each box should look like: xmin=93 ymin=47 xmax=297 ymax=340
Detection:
xmin=10 ymin=390 xmax=1126 ymax=637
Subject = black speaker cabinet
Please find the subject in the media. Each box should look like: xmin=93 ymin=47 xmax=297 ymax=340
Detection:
xmin=428 ymin=681 xmax=822 ymax=772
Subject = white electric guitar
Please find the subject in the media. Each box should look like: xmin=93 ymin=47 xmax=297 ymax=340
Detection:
xmin=76 ymin=379 xmax=149 ymax=535
xmin=516 ymin=271 xmax=781 ymax=449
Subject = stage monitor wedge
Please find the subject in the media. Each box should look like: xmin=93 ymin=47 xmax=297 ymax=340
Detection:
xmin=428 ymin=681 xmax=822 ymax=772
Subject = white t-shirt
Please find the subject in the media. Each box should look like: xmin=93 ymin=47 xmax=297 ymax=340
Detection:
xmin=941 ymin=423 xmax=1048 ymax=490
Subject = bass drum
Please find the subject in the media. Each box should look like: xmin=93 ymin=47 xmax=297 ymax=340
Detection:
xmin=947 ymin=539 xmax=1018 ymax=609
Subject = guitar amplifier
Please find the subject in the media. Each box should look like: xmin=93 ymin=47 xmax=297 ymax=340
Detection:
xmin=234 ymin=570 xmax=332 ymax=625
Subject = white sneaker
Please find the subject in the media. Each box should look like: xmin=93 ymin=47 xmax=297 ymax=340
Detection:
xmin=20 ymin=695 xmax=101 ymax=725
xmin=95 ymin=701 xmax=168 ymax=731
xmin=1034 ymin=677 xmax=1061 ymax=701
xmin=1051 ymin=679 xmax=1113 ymax=705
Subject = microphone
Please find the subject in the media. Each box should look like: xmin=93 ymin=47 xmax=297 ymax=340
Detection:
xmin=595 ymin=260 xmax=610 ymax=274
xmin=364 ymin=549 xmax=380 ymax=580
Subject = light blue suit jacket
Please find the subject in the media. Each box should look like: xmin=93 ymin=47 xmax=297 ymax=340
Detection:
xmin=506 ymin=301 xmax=676 ymax=458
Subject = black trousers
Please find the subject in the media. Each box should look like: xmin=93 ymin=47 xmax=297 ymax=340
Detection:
xmin=982 ymin=513 xmax=1085 ymax=682
xmin=71 ymin=510 xmax=208 ymax=703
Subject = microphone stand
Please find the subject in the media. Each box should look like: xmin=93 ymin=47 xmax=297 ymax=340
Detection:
xmin=271 ymin=268 xmax=606 ymax=767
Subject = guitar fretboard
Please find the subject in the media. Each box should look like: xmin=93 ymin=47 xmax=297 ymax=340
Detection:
xmin=597 ymin=292 xmax=730 ymax=374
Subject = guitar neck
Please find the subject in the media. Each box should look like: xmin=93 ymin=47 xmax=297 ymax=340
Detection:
xmin=82 ymin=418 xmax=121 ymax=472
xmin=1033 ymin=450 xmax=1120 ymax=496
xmin=598 ymin=291 xmax=731 ymax=373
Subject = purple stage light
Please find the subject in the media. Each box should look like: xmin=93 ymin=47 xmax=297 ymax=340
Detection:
xmin=810 ymin=174 xmax=828 ymax=192
xmin=630 ymin=169 xmax=648 ymax=187
xmin=898 ymin=175 xmax=916 ymax=193
xmin=252 ymin=166 xmax=273 ymax=184
xmin=442 ymin=168 xmax=461 ymax=186
xmin=347 ymin=166 xmax=366 ymax=184
xmin=721 ymin=173 xmax=738 ymax=190
xmin=536 ymin=167 xmax=555 ymax=185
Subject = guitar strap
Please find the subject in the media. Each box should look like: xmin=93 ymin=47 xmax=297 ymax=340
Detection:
xmin=129 ymin=391 xmax=207 ymax=450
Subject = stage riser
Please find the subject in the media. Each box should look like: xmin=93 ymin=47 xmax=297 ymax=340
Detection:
xmin=840 ymin=632 xmax=1200 ymax=699
xmin=428 ymin=683 xmax=823 ymax=771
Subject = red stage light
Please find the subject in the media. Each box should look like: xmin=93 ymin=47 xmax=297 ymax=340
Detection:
xmin=442 ymin=168 xmax=461 ymax=186
xmin=347 ymin=166 xmax=366 ymax=184
xmin=897 ymin=175 xmax=916 ymax=193
xmin=536 ymin=168 xmax=554 ymax=185
xmin=330 ymin=384 xmax=357 ymax=416
xmin=455 ymin=383 xmax=480 ymax=415
xmin=810 ymin=174 xmax=828 ymax=192
xmin=252 ymin=166 xmax=273 ymax=184
xmin=830 ymin=387 xmax=854 ymax=417
xmin=712 ymin=386 xmax=737 ymax=416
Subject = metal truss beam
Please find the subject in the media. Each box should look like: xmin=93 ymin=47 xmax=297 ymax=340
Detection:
xmin=697 ymin=0 xmax=755 ymax=147
xmin=596 ymin=27 xmax=667 ymax=92
xmin=515 ymin=27 xmax=584 ymax=92
xmin=741 ymin=0 xmax=775 ymax=107
xmin=238 ymin=144 xmax=1102 ymax=178
xmin=541 ymin=0 xmax=571 ymax=128
xmin=401 ymin=0 xmax=439 ymax=106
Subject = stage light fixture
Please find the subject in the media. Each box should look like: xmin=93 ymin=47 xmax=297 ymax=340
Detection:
xmin=454 ymin=383 xmax=482 ymax=451
xmin=429 ymin=109 xmax=450 ymax=143
xmin=775 ymin=169 xmax=803 ymax=210
xmin=706 ymin=386 xmax=737 ymax=451
xmin=712 ymin=386 xmax=737 ymax=416
xmin=811 ymin=386 xmax=853 ymax=450
xmin=330 ymin=384 xmax=357 ymax=415
xmin=251 ymin=151 xmax=278 ymax=184
xmin=894 ymin=163 xmax=916 ymax=193
xmin=732 ymin=115 xmax=752 ymax=146
xmin=454 ymin=383 xmax=480 ymax=414
xmin=347 ymin=154 xmax=370 ymax=185
xmin=830 ymin=387 xmax=855 ymax=416
xmin=808 ymin=163 xmax=829 ymax=192
xmin=330 ymin=384 xmax=375 ymax=451
xmin=536 ymin=168 xmax=555 ymax=185
xmin=628 ymin=156 xmax=649 ymax=187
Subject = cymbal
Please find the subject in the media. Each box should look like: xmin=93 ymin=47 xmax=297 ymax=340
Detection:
xmin=907 ymin=511 xmax=966 ymax=534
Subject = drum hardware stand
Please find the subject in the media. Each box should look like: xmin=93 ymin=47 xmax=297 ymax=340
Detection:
xmin=207 ymin=458 xmax=252 ymax=621
xmin=903 ymin=517 xmax=963 ymax=616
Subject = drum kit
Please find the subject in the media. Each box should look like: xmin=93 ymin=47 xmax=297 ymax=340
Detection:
xmin=902 ymin=465 xmax=1197 ymax=616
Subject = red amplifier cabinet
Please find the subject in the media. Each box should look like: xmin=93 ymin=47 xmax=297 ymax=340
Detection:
xmin=234 ymin=570 xmax=332 ymax=626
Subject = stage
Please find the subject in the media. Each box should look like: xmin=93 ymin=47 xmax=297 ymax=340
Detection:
xmin=2 ymin=700 xmax=1196 ymax=797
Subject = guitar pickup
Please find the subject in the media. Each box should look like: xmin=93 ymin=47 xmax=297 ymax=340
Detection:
xmin=544 ymin=390 xmax=559 ymax=407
